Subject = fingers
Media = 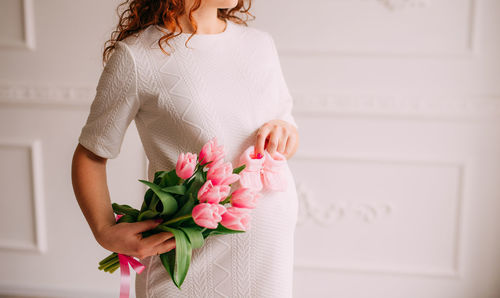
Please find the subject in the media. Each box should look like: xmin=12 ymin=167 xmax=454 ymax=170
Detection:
xmin=141 ymin=231 xmax=174 ymax=247
xmin=152 ymin=238 xmax=176 ymax=256
xmin=133 ymin=236 xmax=176 ymax=259
xmin=129 ymin=219 xmax=162 ymax=233
xmin=256 ymin=121 xmax=292 ymax=156
xmin=281 ymin=138 xmax=290 ymax=158
xmin=255 ymin=124 xmax=272 ymax=157
xmin=131 ymin=231 xmax=174 ymax=259
xmin=284 ymin=134 xmax=297 ymax=157
xmin=266 ymin=125 xmax=283 ymax=155
xmin=277 ymin=128 xmax=289 ymax=154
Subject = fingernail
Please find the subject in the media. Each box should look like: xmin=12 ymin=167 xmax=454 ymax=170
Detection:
xmin=256 ymin=153 xmax=263 ymax=158
xmin=154 ymin=219 xmax=163 ymax=223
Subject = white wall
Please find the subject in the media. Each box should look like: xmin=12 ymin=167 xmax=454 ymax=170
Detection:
xmin=251 ymin=0 xmax=500 ymax=297
xmin=1 ymin=0 xmax=500 ymax=297
xmin=0 ymin=0 xmax=144 ymax=297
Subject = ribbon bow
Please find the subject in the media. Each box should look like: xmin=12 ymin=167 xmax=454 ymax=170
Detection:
xmin=237 ymin=145 xmax=288 ymax=191
xmin=118 ymin=254 xmax=145 ymax=298
xmin=115 ymin=214 xmax=146 ymax=298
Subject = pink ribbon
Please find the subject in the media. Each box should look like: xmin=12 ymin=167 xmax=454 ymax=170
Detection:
xmin=115 ymin=214 xmax=146 ymax=298
xmin=118 ymin=254 xmax=145 ymax=298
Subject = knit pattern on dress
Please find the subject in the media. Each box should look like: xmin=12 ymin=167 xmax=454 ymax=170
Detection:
xmin=78 ymin=19 xmax=299 ymax=298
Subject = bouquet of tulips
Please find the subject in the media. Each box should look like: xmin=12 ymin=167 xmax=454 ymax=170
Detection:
xmin=97 ymin=137 xmax=269 ymax=291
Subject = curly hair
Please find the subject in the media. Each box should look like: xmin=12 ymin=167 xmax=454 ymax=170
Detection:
xmin=102 ymin=0 xmax=254 ymax=64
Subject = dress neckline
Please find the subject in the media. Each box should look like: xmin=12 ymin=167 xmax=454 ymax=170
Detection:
xmin=155 ymin=19 xmax=236 ymax=40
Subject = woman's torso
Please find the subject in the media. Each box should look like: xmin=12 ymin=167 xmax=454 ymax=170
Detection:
xmin=120 ymin=20 xmax=284 ymax=180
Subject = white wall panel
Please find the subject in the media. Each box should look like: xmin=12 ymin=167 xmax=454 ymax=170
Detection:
xmin=0 ymin=0 xmax=500 ymax=297
xmin=0 ymin=0 xmax=35 ymax=50
xmin=253 ymin=0 xmax=475 ymax=56
xmin=293 ymin=156 xmax=462 ymax=277
xmin=0 ymin=139 xmax=46 ymax=253
xmin=0 ymin=106 xmax=145 ymax=297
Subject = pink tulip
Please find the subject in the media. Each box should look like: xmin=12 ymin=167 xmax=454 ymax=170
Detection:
xmin=175 ymin=152 xmax=197 ymax=180
xmin=197 ymin=180 xmax=231 ymax=204
xmin=230 ymin=188 xmax=260 ymax=209
xmin=207 ymin=159 xmax=240 ymax=186
xmin=192 ymin=203 xmax=227 ymax=229
xmin=199 ymin=137 xmax=225 ymax=166
xmin=220 ymin=207 xmax=251 ymax=231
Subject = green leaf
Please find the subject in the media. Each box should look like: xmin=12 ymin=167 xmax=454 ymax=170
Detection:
xmin=112 ymin=203 xmax=139 ymax=218
xmin=161 ymin=185 xmax=186 ymax=195
xmin=185 ymin=171 xmax=205 ymax=198
xmin=171 ymin=193 xmax=196 ymax=219
xmin=137 ymin=209 xmax=159 ymax=221
xmin=160 ymin=250 xmax=176 ymax=284
xmin=202 ymin=223 xmax=246 ymax=238
xmin=160 ymin=169 xmax=180 ymax=187
xmin=158 ymin=226 xmax=192 ymax=289
xmin=139 ymin=180 xmax=178 ymax=217
xmin=233 ymin=164 xmax=246 ymax=174
xmin=141 ymin=188 xmax=154 ymax=213
xmin=179 ymin=227 xmax=204 ymax=249
xmin=148 ymin=193 xmax=160 ymax=212
xmin=154 ymin=171 xmax=167 ymax=185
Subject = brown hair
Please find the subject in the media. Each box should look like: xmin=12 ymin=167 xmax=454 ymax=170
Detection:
xmin=103 ymin=0 xmax=254 ymax=64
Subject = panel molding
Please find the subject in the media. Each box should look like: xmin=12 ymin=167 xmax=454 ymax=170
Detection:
xmin=278 ymin=0 xmax=476 ymax=57
xmin=376 ymin=0 xmax=430 ymax=10
xmin=0 ymin=138 xmax=47 ymax=253
xmin=293 ymin=92 xmax=500 ymax=119
xmin=296 ymin=181 xmax=394 ymax=225
xmin=0 ymin=82 xmax=95 ymax=107
xmin=291 ymin=153 xmax=465 ymax=279
xmin=0 ymin=282 xmax=115 ymax=298
xmin=1 ymin=82 xmax=500 ymax=120
xmin=0 ymin=0 xmax=36 ymax=50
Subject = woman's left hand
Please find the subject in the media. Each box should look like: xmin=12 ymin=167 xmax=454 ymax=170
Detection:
xmin=254 ymin=119 xmax=299 ymax=160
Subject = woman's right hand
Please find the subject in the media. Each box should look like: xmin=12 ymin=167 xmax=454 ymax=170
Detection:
xmin=95 ymin=219 xmax=176 ymax=260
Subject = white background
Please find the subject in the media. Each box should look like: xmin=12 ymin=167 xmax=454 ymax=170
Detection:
xmin=1 ymin=0 xmax=500 ymax=297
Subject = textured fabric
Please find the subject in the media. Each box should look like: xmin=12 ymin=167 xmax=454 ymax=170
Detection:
xmin=78 ymin=19 xmax=299 ymax=297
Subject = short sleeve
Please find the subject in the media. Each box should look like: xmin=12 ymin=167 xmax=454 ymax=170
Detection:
xmin=265 ymin=32 xmax=299 ymax=130
xmin=78 ymin=41 xmax=140 ymax=159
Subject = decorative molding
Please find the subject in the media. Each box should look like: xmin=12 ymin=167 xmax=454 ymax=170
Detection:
xmin=1 ymin=81 xmax=499 ymax=119
xmin=376 ymin=0 xmax=430 ymax=10
xmin=279 ymin=0 xmax=475 ymax=56
xmin=296 ymin=181 xmax=393 ymax=225
xmin=22 ymin=0 xmax=36 ymax=50
xmin=0 ymin=282 xmax=115 ymax=298
xmin=291 ymin=154 xmax=464 ymax=278
xmin=0 ymin=0 xmax=36 ymax=50
xmin=294 ymin=259 xmax=459 ymax=278
xmin=0 ymin=82 xmax=95 ymax=107
xmin=293 ymin=93 xmax=500 ymax=118
xmin=0 ymin=138 xmax=47 ymax=253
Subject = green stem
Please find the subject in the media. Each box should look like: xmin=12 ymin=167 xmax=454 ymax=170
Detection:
xmin=99 ymin=257 xmax=118 ymax=269
xmin=108 ymin=263 xmax=121 ymax=274
xmin=161 ymin=214 xmax=192 ymax=226
xmin=99 ymin=252 xmax=117 ymax=265
xmin=105 ymin=261 xmax=121 ymax=273
xmin=100 ymin=257 xmax=119 ymax=271
xmin=98 ymin=257 xmax=116 ymax=270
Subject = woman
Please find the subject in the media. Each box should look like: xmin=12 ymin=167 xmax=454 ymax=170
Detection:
xmin=71 ymin=0 xmax=300 ymax=296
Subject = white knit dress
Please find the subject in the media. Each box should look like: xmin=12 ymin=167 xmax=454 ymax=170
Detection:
xmin=78 ymin=19 xmax=299 ymax=298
